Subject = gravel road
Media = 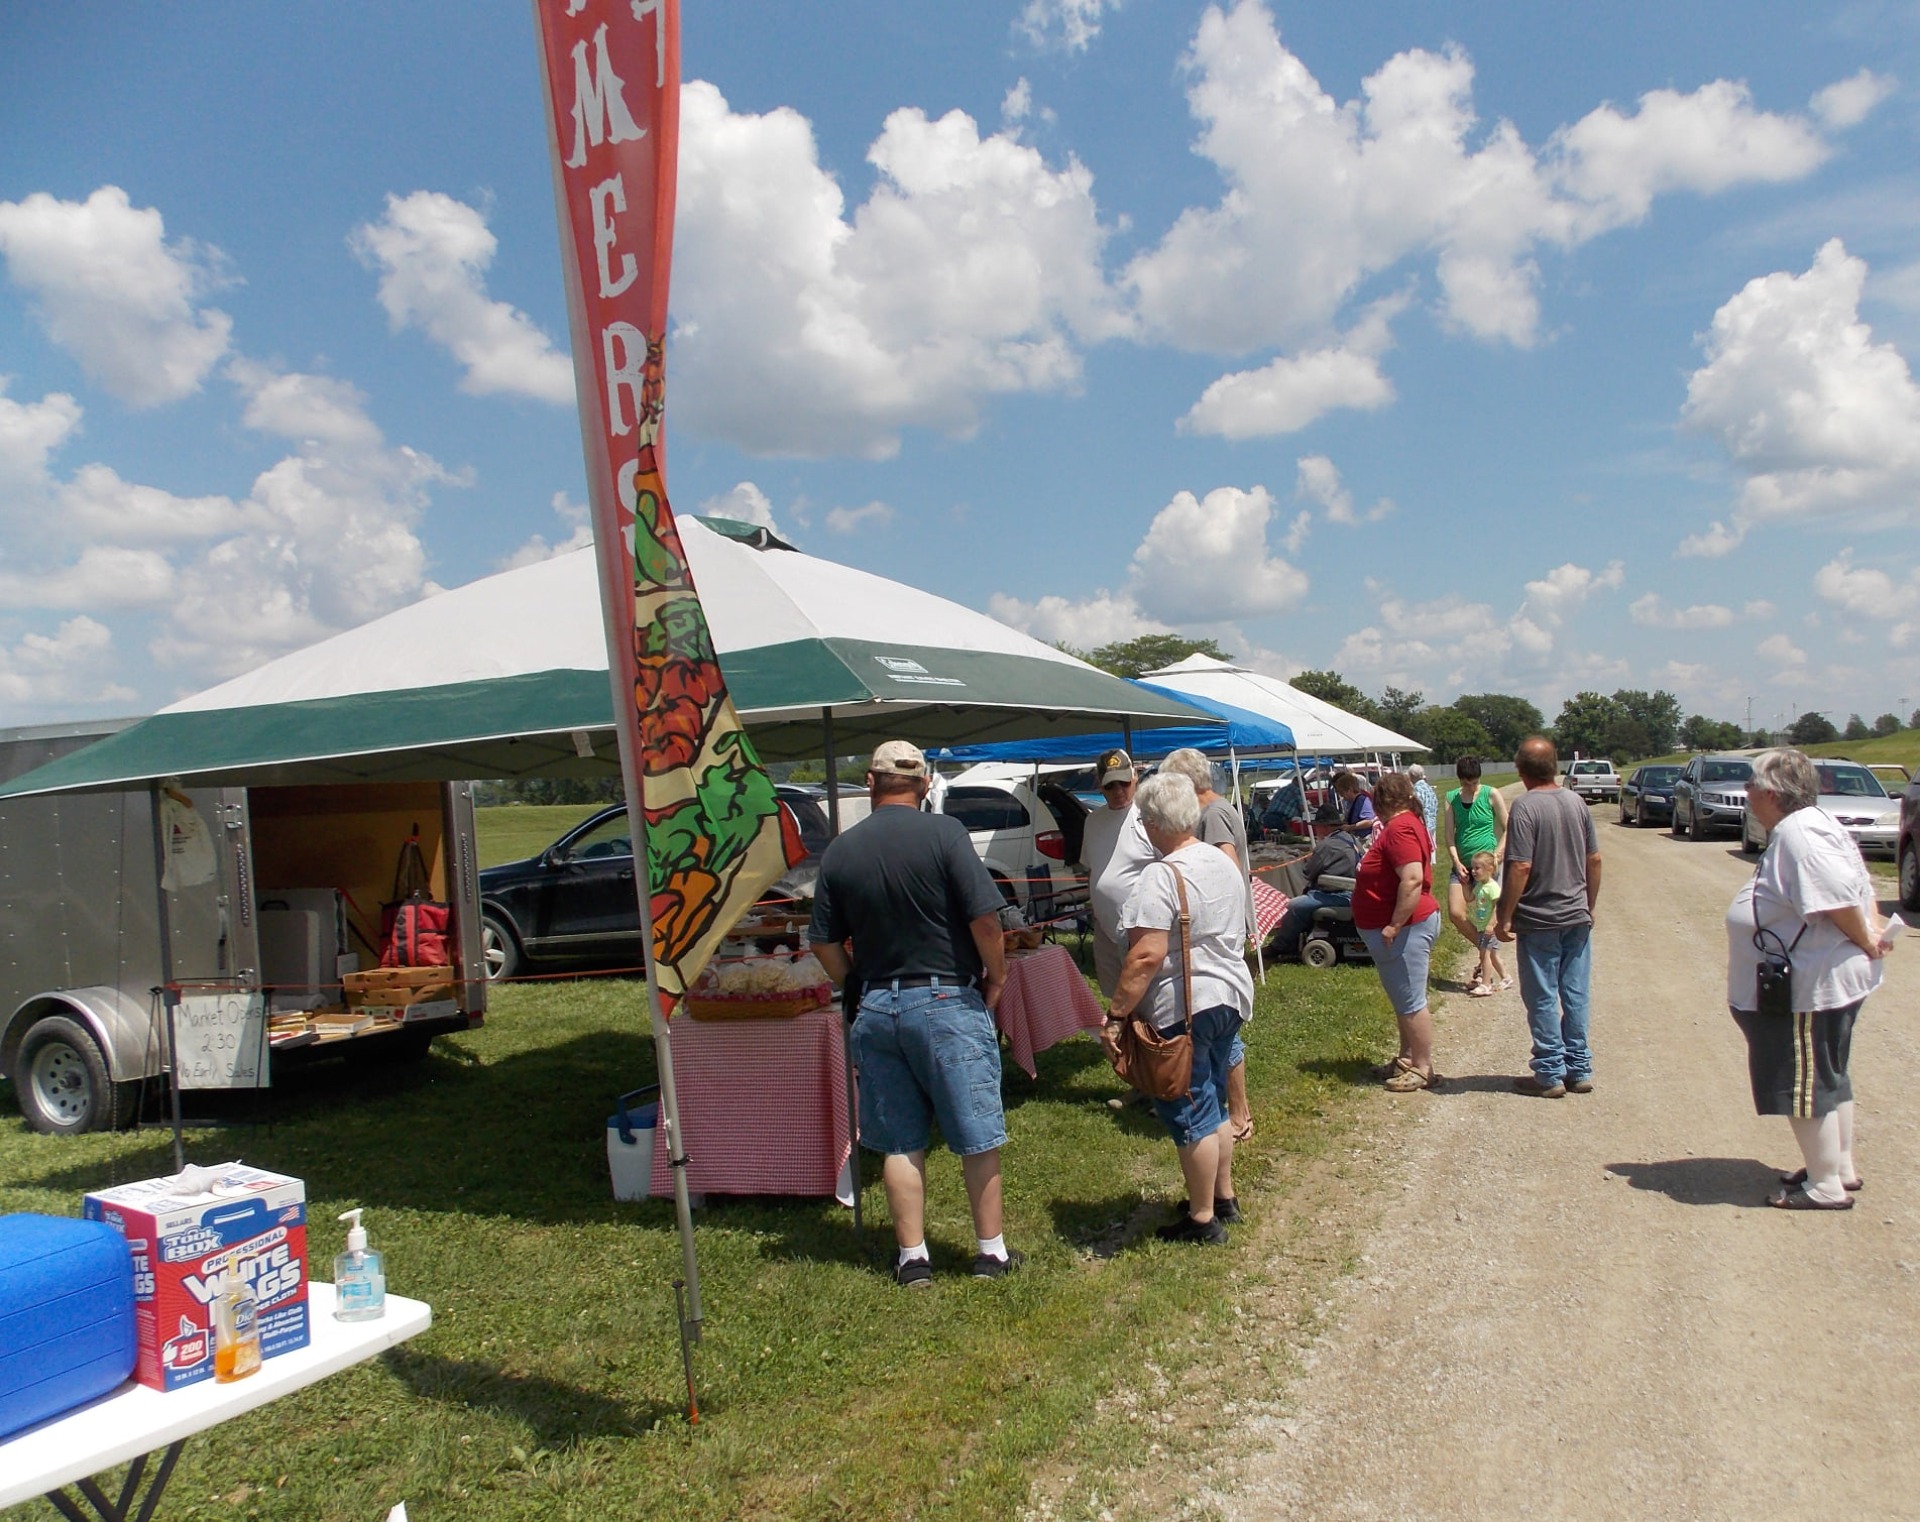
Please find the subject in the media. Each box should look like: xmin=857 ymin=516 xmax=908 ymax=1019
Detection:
xmin=1217 ymin=805 xmax=1920 ymax=1521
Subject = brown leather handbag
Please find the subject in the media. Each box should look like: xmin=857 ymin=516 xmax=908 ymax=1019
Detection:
xmin=1110 ymin=865 xmax=1195 ymax=1101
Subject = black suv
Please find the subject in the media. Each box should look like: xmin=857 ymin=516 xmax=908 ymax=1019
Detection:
xmin=478 ymin=787 xmax=829 ymax=980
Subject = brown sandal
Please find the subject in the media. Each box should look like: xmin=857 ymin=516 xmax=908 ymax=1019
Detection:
xmin=1383 ymin=1064 xmax=1434 ymax=1092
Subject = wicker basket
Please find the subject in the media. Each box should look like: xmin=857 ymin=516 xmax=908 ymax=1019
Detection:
xmin=684 ymin=984 xmax=831 ymax=1022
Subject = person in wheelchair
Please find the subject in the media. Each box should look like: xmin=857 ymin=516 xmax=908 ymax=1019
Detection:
xmin=1266 ymin=802 xmax=1362 ymax=960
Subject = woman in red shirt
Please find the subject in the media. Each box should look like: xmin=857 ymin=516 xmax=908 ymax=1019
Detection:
xmin=1352 ymin=772 xmax=1442 ymax=1092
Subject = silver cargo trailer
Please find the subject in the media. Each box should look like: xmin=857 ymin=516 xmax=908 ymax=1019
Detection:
xmin=0 ymin=722 xmax=487 ymax=1135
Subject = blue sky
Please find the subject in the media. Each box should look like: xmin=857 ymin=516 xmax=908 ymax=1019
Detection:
xmin=2 ymin=0 xmax=1918 ymax=734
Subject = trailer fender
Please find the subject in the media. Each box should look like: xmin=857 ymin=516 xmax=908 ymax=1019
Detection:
xmin=0 ymin=986 xmax=162 ymax=1084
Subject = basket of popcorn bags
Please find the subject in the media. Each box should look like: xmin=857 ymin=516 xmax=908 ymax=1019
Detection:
xmin=686 ymin=949 xmax=832 ymax=1021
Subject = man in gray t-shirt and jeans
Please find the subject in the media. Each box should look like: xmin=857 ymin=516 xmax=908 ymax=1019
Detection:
xmin=1496 ymin=736 xmax=1603 ymax=1098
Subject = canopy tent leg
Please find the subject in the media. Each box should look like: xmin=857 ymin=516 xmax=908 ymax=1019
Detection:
xmin=822 ymin=708 xmax=839 ymax=836
xmin=1230 ymin=748 xmax=1264 ymax=982
xmin=841 ymin=1016 xmax=862 ymax=1235
xmin=148 ymin=781 xmax=186 ymax=1174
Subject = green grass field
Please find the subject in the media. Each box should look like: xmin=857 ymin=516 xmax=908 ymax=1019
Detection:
xmin=475 ymin=803 xmax=607 ymax=867
xmin=0 ymin=931 xmax=1433 ymax=1520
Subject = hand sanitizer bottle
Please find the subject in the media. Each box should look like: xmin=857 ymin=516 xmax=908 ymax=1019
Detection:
xmin=333 ymin=1208 xmax=387 ymax=1322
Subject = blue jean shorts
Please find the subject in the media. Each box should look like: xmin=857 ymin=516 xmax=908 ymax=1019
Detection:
xmin=850 ymin=981 xmax=1006 ymax=1157
xmin=1150 ymin=1004 xmax=1244 ymax=1147
xmin=1358 ymin=913 xmax=1440 ymax=1017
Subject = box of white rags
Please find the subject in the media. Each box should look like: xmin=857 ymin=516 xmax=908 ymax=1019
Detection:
xmin=82 ymin=1163 xmax=309 ymax=1391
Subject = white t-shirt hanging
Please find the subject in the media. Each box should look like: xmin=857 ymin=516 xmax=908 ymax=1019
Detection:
xmin=1724 ymin=806 xmax=1882 ymax=1013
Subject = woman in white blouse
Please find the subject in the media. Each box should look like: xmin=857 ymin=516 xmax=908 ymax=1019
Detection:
xmin=1726 ymin=748 xmax=1895 ymax=1210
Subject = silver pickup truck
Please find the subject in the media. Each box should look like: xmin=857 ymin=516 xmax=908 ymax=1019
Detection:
xmin=1562 ymin=758 xmax=1620 ymax=802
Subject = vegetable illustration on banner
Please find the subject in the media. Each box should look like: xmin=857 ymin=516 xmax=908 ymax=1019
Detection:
xmin=532 ymin=0 xmax=798 ymax=1012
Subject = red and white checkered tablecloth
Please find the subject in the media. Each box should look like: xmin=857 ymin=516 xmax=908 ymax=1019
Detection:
xmin=649 ymin=1004 xmax=853 ymax=1201
xmin=996 ymin=942 xmax=1106 ymax=1079
xmin=1250 ymin=877 xmax=1288 ymax=938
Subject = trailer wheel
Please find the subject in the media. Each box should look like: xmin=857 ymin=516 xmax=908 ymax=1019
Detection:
xmin=16 ymin=1015 xmax=129 ymax=1135
xmin=481 ymin=913 xmax=521 ymax=982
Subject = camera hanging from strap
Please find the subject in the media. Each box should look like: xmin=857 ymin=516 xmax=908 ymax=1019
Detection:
xmin=1750 ymin=854 xmax=1807 ymax=1020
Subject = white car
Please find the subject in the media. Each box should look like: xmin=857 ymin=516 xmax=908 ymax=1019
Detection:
xmin=939 ymin=764 xmax=1089 ymax=918
xmin=1741 ymin=760 xmax=1902 ymax=857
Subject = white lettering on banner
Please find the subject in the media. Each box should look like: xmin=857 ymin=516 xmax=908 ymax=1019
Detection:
xmin=629 ymin=0 xmax=668 ymax=87
xmin=603 ymin=320 xmax=647 ymax=435
xmin=565 ymin=22 xmax=645 ymax=168
xmin=590 ymin=174 xmax=637 ymax=297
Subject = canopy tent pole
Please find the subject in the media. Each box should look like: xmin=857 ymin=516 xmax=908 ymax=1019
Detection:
xmin=819 ymin=705 xmax=862 ymax=1236
xmin=1230 ymin=747 xmax=1264 ymax=982
xmin=821 ymin=707 xmax=840 ymax=836
xmin=148 ymin=781 xmax=187 ymax=1175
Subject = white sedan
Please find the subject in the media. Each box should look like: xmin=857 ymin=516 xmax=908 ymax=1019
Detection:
xmin=1742 ymin=760 xmax=1902 ymax=857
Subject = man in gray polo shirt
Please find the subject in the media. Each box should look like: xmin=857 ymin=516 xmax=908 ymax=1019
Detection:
xmin=1496 ymin=736 xmax=1602 ymax=1098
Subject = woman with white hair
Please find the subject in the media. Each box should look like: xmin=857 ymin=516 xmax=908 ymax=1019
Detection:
xmin=1159 ymin=748 xmax=1255 ymax=1142
xmin=1727 ymin=748 xmax=1895 ymax=1209
xmin=1101 ymin=772 xmax=1256 ymax=1244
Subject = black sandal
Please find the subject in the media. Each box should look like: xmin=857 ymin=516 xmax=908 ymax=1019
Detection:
xmin=1768 ymin=1186 xmax=1854 ymax=1211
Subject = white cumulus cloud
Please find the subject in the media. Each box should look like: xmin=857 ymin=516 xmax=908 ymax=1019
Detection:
xmin=992 ymin=482 xmax=1307 ymax=644
xmin=1294 ymin=454 xmax=1393 ymax=525
xmin=1015 ymin=0 xmax=1123 ymax=53
xmin=671 ymin=80 xmax=1123 ymax=458
xmin=1815 ymin=551 xmax=1920 ymax=645
xmin=350 ymin=191 xmax=575 ymax=404
xmin=697 ymin=481 xmax=783 ymax=535
xmin=825 ymin=500 xmax=895 ymax=534
xmin=1682 ymin=239 xmax=1920 ymax=532
xmin=0 ymin=186 xmax=233 ymax=407
xmin=501 ymin=491 xmax=595 ymax=570
xmin=1180 ymin=296 xmax=1402 ymax=438
xmin=1628 ymin=593 xmax=1740 ymax=629
xmin=1810 ymin=69 xmax=1896 ymax=131
xmin=1123 ymin=2 xmax=1847 ymax=363
xmin=0 ymin=616 xmax=136 ymax=711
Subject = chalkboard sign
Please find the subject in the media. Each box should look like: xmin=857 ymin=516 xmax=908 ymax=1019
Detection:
xmin=174 ymin=990 xmax=269 ymax=1090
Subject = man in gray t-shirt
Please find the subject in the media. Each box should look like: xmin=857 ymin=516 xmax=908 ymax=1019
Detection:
xmin=1496 ymin=737 xmax=1603 ymax=1098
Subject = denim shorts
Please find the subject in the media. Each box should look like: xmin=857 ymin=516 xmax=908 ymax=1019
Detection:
xmin=1357 ymin=913 xmax=1440 ymax=1017
xmin=1150 ymin=1004 xmax=1244 ymax=1147
xmin=850 ymin=981 xmax=1006 ymax=1157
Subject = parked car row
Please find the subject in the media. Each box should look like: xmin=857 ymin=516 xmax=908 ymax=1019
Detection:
xmin=478 ymin=773 xmax=1092 ymax=981
xmin=1617 ymin=754 xmax=1915 ymax=883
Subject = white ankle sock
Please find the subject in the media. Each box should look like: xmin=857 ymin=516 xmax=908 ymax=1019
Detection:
xmin=897 ymin=1241 xmax=930 ymax=1266
xmin=975 ymin=1233 xmax=1006 ymax=1260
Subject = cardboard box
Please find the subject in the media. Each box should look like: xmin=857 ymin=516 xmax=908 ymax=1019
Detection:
xmin=343 ymin=965 xmax=455 ymax=1010
xmin=83 ymin=1165 xmax=308 ymax=1392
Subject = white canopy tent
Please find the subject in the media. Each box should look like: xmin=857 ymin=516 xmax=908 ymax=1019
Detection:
xmin=1142 ymin=654 xmax=1423 ymax=757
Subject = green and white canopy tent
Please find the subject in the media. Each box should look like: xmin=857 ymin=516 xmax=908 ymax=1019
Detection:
xmin=0 ymin=517 xmax=1211 ymax=797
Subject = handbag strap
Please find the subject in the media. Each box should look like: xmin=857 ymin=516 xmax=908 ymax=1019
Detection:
xmin=1749 ymin=855 xmax=1808 ymax=959
xmin=1168 ymin=862 xmax=1194 ymax=1035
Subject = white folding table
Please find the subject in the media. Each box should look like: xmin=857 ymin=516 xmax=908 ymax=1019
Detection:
xmin=0 ymin=1283 xmax=431 ymax=1522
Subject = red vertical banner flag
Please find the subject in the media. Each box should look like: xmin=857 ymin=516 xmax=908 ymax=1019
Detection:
xmin=533 ymin=0 xmax=799 ymax=1013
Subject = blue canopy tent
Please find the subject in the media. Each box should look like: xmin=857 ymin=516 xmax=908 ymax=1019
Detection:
xmin=933 ymin=682 xmax=1293 ymax=762
xmin=936 ymin=683 xmax=1297 ymax=979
